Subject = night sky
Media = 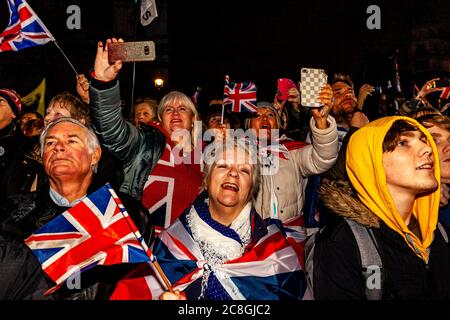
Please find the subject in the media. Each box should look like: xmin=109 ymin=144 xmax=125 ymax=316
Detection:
xmin=0 ymin=0 xmax=448 ymax=112
xmin=168 ymin=0 xmax=417 ymax=103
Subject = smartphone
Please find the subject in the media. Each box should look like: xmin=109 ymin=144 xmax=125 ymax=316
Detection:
xmin=300 ymin=68 xmax=328 ymax=107
xmin=108 ymin=41 xmax=156 ymax=64
xmin=276 ymin=78 xmax=297 ymax=101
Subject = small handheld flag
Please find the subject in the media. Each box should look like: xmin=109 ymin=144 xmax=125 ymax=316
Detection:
xmin=223 ymin=75 xmax=257 ymax=113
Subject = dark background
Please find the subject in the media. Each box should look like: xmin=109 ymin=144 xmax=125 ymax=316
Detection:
xmin=0 ymin=0 xmax=449 ymax=115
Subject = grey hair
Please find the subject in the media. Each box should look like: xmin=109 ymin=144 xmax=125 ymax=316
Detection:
xmin=202 ymin=139 xmax=261 ymax=203
xmin=244 ymin=101 xmax=281 ymax=130
xmin=157 ymin=91 xmax=201 ymax=147
xmin=40 ymin=117 xmax=101 ymax=172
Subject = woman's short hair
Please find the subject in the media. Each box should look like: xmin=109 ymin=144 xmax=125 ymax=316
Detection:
xmin=48 ymin=91 xmax=90 ymax=125
xmin=133 ymin=97 xmax=158 ymax=118
xmin=416 ymin=113 xmax=450 ymax=131
xmin=157 ymin=91 xmax=201 ymax=146
xmin=40 ymin=117 xmax=101 ymax=171
xmin=244 ymin=101 xmax=281 ymax=131
xmin=202 ymin=139 xmax=261 ymax=203
xmin=383 ymin=120 xmax=420 ymax=153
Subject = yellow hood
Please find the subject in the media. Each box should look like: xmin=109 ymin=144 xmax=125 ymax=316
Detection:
xmin=346 ymin=116 xmax=440 ymax=262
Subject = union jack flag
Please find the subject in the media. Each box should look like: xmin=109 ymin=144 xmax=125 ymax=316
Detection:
xmin=25 ymin=184 xmax=154 ymax=293
xmin=141 ymin=132 xmax=203 ymax=235
xmin=0 ymin=0 xmax=54 ymax=52
xmin=110 ymin=210 xmax=306 ymax=300
xmin=223 ymin=75 xmax=257 ymax=113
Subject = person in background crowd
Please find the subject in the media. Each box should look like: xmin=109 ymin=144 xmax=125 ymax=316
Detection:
xmin=18 ymin=111 xmax=42 ymax=135
xmin=0 ymin=88 xmax=46 ymax=197
xmin=245 ymin=97 xmax=338 ymax=225
xmin=415 ymin=113 xmax=450 ymax=229
xmin=132 ymin=97 xmax=158 ymax=129
xmin=44 ymin=91 xmax=90 ymax=127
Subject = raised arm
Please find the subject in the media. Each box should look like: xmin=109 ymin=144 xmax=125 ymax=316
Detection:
xmin=89 ymin=38 xmax=151 ymax=165
xmin=293 ymin=84 xmax=339 ymax=176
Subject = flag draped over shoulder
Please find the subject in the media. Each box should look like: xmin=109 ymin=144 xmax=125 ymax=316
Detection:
xmin=110 ymin=208 xmax=306 ymax=300
xmin=140 ymin=0 xmax=158 ymax=26
xmin=0 ymin=0 xmax=54 ymax=52
xmin=223 ymin=75 xmax=257 ymax=113
xmin=25 ymin=184 xmax=154 ymax=293
xmin=21 ymin=78 xmax=46 ymax=116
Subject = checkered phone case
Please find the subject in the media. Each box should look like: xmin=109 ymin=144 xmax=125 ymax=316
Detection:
xmin=300 ymin=68 xmax=328 ymax=107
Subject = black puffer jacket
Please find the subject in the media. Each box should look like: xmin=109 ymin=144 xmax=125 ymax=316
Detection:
xmin=0 ymin=123 xmax=47 ymax=198
xmin=313 ymin=182 xmax=450 ymax=300
xmin=0 ymin=233 xmax=54 ymax=300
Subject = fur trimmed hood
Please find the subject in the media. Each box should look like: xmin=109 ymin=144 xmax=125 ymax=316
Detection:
xmin=319 ymin=180 xmax=380 ymax=228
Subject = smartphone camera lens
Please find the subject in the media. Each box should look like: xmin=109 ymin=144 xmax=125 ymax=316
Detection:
xmin=144 ymin=45 xmax=149 ymax=55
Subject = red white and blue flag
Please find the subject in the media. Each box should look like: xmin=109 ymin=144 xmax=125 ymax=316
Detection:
xmin=223 ymin=75 xmax=257 ymax=113
xmin=110 ymin=210 xmax=306 ymax=300
xmin=141 ymin=127 xmax=203 ymax=235
xmin=440 ymin=87 xmax=450 ymax=100
xmin=0 ymin=0 xmax=54 ymax=52
xmin=25 ymin=184 xmax=154 ymax=292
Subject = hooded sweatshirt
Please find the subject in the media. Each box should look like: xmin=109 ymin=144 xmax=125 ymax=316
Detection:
xmin=346 ymin=116 xmax=440 ymax=263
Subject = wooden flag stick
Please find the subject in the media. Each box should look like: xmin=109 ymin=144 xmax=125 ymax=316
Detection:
xmin=151 ymin=260 xmax=174 ymax=293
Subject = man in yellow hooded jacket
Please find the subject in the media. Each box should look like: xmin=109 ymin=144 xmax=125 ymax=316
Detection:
xmin=311 ymin=116 xmax=450 ymax=299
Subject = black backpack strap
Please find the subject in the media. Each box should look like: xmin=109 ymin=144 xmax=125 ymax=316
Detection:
xmin=304 ymin=230 xmax=320 ymax=300
xmin=344 ymin=218 xmax=383 ymax=300
xmin=437 ymin=222 xmax=449 ymax=243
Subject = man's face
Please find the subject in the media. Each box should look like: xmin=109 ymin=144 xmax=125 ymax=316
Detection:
xmin=331 ymin=81 xmax=357 ymax=116
xmin=383 ymin=130 xmax=438 ymax=197
xmin=249 ymin=107 xmax=278 ymax=139
xmin=207 ymin=115 xmax=230 ymax=129
xmin=426 ymin=125 xmax=450 ymax=182
xmin=0 ymin=97 xmax=15 ymax=127
xmin=43 ymin=122 xmax=100 ymax=182
xmin=134 ymin=103 xmax=155 ymax=127
xmin=44 ymin=102 xmax=72 ymax=126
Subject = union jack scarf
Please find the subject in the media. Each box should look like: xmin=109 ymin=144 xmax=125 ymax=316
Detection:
xmin=110 ymin=191 xmax=306 ymax=300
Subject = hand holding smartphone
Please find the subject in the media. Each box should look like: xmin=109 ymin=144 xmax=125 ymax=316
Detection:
xmin=108 ymin=41 xmax=156 ymax=64
xmin=300 ymin=68 xmax=328 ymax=107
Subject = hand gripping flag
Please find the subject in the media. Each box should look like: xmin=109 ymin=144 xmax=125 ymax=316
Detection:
xmin=25 ymin=184 xmax=156 ymax=294
xmin=223 ymin=75 xmax=257 ymax=113
xmin=0 ymin=0 xmax=54 ymax=52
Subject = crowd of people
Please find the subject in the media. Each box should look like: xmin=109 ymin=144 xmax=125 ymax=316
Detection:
xmin=0 ymin=38 xmax=449 ymax=300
